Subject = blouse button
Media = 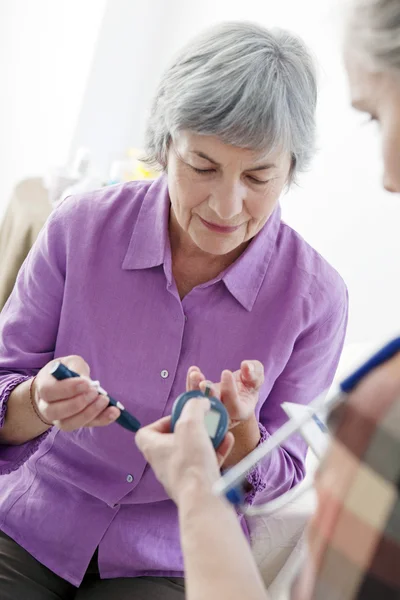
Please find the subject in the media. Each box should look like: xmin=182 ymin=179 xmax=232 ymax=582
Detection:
xmin=126 ymin=474 xmax=134 ymax=483
xmin=161 ymin=370 xmax=169 ymax=379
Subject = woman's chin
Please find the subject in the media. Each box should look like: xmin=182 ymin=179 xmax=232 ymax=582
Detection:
xmin=191 ymin=233 xmax=244 ymax=257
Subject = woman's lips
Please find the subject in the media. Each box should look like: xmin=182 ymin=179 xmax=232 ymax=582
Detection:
xmin=199 ymin=216 xmax=241 ymax=234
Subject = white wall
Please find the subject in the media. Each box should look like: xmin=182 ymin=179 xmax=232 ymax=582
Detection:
xmin=0 ymin=0 xmax=107 ymax=218
xmin=69 ymin=0 xmax=173 ymax=177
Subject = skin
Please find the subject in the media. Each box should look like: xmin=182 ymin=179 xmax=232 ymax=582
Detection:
xmin=345 ymin=52 xmax=400 ymax=194
xmin=168 ymin=131 xmax=292 ymax=296
xmin=136 ymin=50 xmax=400 ymax=600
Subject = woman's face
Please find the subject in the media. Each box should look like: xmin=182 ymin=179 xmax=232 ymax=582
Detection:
xmin=166 ymin=131 xmax=292 ymax=256
xmin=346 ymin=52 xmax=400 ymax=194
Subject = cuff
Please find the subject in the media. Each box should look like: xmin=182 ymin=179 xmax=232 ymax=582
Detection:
xmin=0 ymin=375 xmax=53 ymax=475
xmin=243 ymin=422 xmax=269 ymax=506
xmin=0 ymin=374 xmax=31 ymax=427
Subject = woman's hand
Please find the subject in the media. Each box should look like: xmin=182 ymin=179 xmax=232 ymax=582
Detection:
xmin=135 ymin=398 xmax=234 ymax=505
xmin=187 ymin=361 xmax=264 ymax=429
xmin=31 ymin=355 xmax=120 ymax=431
xmin=186 ymin=361 xmax=264 ymax=466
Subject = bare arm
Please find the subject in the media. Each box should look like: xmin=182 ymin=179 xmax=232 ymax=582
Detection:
xmin=136 ymin=399 xmax=269 ymax=600
xmin=179 ymin=484 xmax=268 ymax=600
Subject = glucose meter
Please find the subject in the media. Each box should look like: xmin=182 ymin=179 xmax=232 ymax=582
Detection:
xmin=171 ymin=390 xmax=229 ymax=449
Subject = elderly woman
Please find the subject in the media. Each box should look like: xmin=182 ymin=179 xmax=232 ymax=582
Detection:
xmin=136 ymin=4 xmax=400 ymax=600
xmin=0 ymin=22 xmax=347 ymax=599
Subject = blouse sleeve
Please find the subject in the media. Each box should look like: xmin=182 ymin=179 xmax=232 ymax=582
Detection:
xmin=0 ymin=200 xmax=69 ymax=474
xmin=244 ymin=291 xmax=348 ymax=504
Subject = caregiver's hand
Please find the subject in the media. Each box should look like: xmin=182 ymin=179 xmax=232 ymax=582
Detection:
xmin=135 ymin=399 xmax=234 ymax=505
xmin=187 ymin=361 xmax=264 ymax=429
xmin=31 ymin=355 xmax=120 ymax=431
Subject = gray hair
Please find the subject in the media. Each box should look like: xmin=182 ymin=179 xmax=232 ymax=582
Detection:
xmin=143 ymin=22 xmax=318 ymax=183
xmin=347 ymin=0 xmax=400 ymax=71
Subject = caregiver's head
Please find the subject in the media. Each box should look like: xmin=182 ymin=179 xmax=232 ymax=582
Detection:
xmin=144 ymin=22 xmax=317 ymax=256
xmin=345 ymin=0 xmax=400 ymax=194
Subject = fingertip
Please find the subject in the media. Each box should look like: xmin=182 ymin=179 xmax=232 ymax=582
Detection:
xmin=221 ymin=370 xmax=233 ymax=382
xmin=188 ymin=366 xmax=201 ymax=375
xmin=242 ymin=361 xmax=254 ymax=376
xmin=107 ymin=407 xmax=120 ymax=421
xmin=221 ymin=370 xmax=236 ymax=393
xmin=180 ymin=396 xmax=210 ymax=420
xmin=189 ymin=371 xmax=205 ymax=391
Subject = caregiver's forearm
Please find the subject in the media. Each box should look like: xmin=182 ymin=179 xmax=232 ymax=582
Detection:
xmin=224 ymin=413 xmax=261 ymax=468
xmin=0 ymin=379 xmax=50 ymax=445
xmin=179 ymin=485 xmax=268 ymax=600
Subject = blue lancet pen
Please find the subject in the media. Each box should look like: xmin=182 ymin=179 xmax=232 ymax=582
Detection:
xmin=50 ymin=361 xmax=141 ymax=433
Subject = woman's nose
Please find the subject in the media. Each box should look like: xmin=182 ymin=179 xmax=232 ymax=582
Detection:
xmin=208 ymin=181 xmax=244 ymax=220
xmin=383 ymin=171 xmax=400 ymax=194
xmin=382 ymin=140 xmax=400 ymax=194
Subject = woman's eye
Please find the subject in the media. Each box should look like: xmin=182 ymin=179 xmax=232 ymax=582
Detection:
xmin=247 ymin=175 xmax=268 ymax=185
xmin=191 ymin=166 xmax=216 ymax=174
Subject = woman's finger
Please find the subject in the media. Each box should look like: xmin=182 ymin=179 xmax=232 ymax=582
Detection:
xmin=219 ymin=370 xmax=243 ymax=417
xmin=187 ymin=367 xmax=205 ymax=392
xmin=186 ymin=366 xmax=201 ymax=390
xmin=37 ymin=377 xmax=91 ymax=404
xmin=55 ymin=394 xmax=111 ymax=431
xmin=87 ymin=406 xmax=121 ymax=428
xmin=240 ymin=360 xmax=264 ymax=390
xmin=62 ymin=355 xmax=91 ymax=378
xmin=38 ymin=388 xmax=98 ymax=422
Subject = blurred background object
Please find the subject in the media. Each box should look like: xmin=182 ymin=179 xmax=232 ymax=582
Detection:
xmin=108 ymin=149 xmax=159 ymax=186
xmin=0 ymin=178 xmax=51 ymax=311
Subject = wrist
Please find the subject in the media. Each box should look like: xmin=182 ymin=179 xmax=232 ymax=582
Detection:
xmin=176 ymin=471 xmax=215 ymax=509
xmin=235 ymin=413 xmax=260 ymax=440
xmin=29 ymin=377 xmax=52 ymax=428
xmin=178 ymin=480 xmax=231 ymax=524
xmin=224 ymin=414 xmax=260 ymax=467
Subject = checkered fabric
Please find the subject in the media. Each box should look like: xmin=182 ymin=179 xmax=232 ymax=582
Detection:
xmin=292 ymin=365 xmax=400 ymax=599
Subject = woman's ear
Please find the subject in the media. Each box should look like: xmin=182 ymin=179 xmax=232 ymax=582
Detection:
xmin=162 ymin=136 xmax=173 ymax=173
xmin=288 ymin=153 xmax=297 ymax=185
